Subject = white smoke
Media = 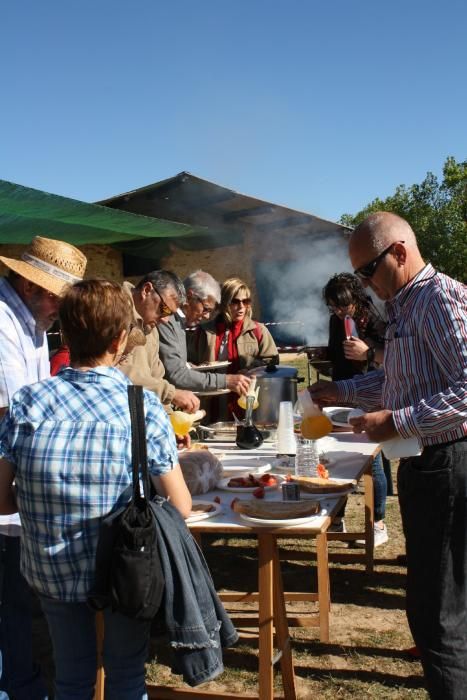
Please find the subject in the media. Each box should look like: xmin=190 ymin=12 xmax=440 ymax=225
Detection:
xmin=262 ymin=233 xmax=353 ymax=345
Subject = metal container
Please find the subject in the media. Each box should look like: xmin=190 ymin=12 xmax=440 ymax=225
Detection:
xmin=246 ymin=364 xmax=301 ymax=425
xmin=197 ymin=422 xmax=276 ymax=443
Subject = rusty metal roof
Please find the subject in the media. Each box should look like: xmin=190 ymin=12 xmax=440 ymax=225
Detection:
xmin=98 ymin=171 xmax=351 ymax=238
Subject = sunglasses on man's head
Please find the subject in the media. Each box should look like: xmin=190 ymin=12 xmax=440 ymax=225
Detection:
xmin=151 ymin=286 xmax=174 ymax=318
xmin=231 ymin=297 xmax=251 ymax=307
xmin=354 ymin=241 xmax=404 ymax=280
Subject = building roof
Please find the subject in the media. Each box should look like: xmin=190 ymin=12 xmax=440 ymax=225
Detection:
xmin=98 ymin=171 xmax=351 ymax=238
xmin=0 ymin=178 xmax=204 ymax=245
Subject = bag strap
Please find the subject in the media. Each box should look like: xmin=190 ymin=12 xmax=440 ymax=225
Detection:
xmin=127 ymin=385 xmax=151 ymax=502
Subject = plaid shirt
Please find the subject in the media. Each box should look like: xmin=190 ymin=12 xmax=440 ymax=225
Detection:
xmin=337 ymin=265 xmax=467 ymax=446
xmin=0 ymin=277 xmax=50 ymax=408
xmin=0 ymin=366 xmax=178 ymax=602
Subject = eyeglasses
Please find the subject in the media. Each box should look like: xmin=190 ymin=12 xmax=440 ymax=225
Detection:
xmin=151 ymin=286 xmax=174 ymax=318
xmin=231 ymin=297 xmax=251 ymax=307
xmin=354 ymin=241 xmax=404 ymax=280
xmin=193 ymin=295 xmax=217 ymax=315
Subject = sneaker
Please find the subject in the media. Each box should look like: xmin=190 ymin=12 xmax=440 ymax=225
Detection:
xmin=354 ymin=523 xmax=389 ymax=548
xmin=328 ymin=518 xmax=346 ymax=533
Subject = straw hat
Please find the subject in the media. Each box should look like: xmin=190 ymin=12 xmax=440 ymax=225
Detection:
xmin=0 ymin=236 xmax=87 ymax=296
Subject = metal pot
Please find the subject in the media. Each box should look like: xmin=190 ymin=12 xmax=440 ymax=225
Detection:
xmin=246 ymin=364 xmax=301 ymax=424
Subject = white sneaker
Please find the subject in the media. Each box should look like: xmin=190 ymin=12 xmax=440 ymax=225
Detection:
xmin=355 ymin=523 xmax=388 ymax=548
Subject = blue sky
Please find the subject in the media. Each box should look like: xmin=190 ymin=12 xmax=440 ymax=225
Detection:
xmin=1 ymin=0 xmax=465 ymax=222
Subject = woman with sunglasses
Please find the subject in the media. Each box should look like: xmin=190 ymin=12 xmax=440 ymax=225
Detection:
xmin=323 ymin=272 xmax=390 ymax=547
xmin=191 ymin=277 xmax=278 ymax=372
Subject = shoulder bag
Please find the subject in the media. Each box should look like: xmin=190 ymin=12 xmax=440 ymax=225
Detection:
xmin=87 ymin=384 xmax=165 ymax=620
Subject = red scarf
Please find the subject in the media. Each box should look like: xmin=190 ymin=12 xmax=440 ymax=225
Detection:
xmin=215 ymin=320 xmax=244 ymax=370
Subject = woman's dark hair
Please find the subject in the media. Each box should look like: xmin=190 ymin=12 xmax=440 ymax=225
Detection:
xmin=322 ymin=273 xmax=370 ymax=321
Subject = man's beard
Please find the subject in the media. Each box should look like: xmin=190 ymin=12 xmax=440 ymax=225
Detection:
xmin=28 ymin=293 xmax=57 ymax=333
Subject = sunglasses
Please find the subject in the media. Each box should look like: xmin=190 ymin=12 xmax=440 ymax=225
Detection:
xmin=231 ymin=297 xmax=251 ymax=307
xmin=354 ymin=241 xmax=404 ymax=280
xmin=152 ymin=286 xmax=174 ymax=318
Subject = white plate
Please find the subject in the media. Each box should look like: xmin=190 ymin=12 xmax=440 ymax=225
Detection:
xmin=221 ymin=458 xmax=272 ymax=475
xmin=194 ymin=388 xmax=231 ymax=396
xmin=186 ymin=500 xmax=222 ymax=523
xmin=239 ymin=508 xmax=326 ymax=527
xmin=190 ymin=361 xmax=231 ymax=372
xmin=323 ymin=406 xmax=352 ymax=428
xmin=217 ymin=475 xmax=282 ymax=492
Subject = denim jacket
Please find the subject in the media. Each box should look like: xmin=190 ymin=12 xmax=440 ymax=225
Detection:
xmin=150 ymin=498 xmax=238 ymax=686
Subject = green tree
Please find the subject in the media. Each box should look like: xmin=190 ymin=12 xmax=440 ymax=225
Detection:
xmin=340 ymin=157 xmax=467 ymax=282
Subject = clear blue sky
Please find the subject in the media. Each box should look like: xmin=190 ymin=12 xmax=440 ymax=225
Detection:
xmin=1 ymin=0 xmax=465 ymax=222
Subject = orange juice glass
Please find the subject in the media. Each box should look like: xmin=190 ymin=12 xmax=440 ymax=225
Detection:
xmin=169 ymin=412 xmax=194 ymax=437
xmin=300 ymin=414 xmax=333 ymax=440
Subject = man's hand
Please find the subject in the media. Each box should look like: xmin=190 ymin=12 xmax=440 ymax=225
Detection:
xmin=309 ymin=381 xmax=339 ymax=407
xmin=226 ymin=374 xmax=251 ymax=395
xmin=343 ymin=337 xmax=369 ymax=362
xmin=349 ymin=409 xmax=397 ymax=442
xmin=172 ymin=390 xmax=200 ymax=413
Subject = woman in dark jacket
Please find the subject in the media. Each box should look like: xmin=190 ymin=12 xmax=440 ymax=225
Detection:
xmin=322 ymin=273 xmax=389 ymax=547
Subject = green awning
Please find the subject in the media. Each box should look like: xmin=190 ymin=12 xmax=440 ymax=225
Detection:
xmin=0 ymin=179 xmax=205 ymax=245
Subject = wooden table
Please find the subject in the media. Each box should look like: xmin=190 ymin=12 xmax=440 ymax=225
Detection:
xmin=147 ymin=431 xmax=380 ymax=700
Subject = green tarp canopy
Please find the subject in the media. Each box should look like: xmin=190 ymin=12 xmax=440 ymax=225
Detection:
xmin=0 ymin=179 xmax=205 ymax=245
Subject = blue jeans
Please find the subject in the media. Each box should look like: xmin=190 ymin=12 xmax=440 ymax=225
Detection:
xmin=372 ymin=452 xmax=387 ymax=522
xmin=39 ymin=597 xmax=151 ymax=700
xmin=0 ymin=536 xmax=48 ymax=699
xmin=398 ymin=438 xmax=467 ymax=699
xmin=336 ymin=452 xmax=387 ymax=522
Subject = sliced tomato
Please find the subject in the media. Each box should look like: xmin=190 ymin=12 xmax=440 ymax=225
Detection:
xmin=316 ymin=464 xmax=329 ymax=480
xmin=252 ymin=486 xmax=265 ymax=499
xmin=259 ymin=474 xmax=278 ymax=487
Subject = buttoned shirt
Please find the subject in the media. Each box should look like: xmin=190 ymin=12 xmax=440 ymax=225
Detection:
xmin=0 ymin=366 xmax=178 ymax=602
xmin=336 ymin=264 xmax=467 ymax=446
xmin=0 ymin=277 xmax=50 ymax=408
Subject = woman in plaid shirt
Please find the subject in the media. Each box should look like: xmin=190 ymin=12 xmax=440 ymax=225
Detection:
xmin=0 ymin=279 xmax=191 ymax=700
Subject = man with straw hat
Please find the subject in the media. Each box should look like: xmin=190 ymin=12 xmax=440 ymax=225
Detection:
xmin=0 ymin=235 xmax=86 ymax=699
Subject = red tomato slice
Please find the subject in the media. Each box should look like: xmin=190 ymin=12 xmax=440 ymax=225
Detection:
xmin=252 ymin=487 xmax=265 ymax=499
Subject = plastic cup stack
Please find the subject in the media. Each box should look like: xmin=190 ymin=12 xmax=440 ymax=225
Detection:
xmin=276 ymin=401 xmax=297 ymax=456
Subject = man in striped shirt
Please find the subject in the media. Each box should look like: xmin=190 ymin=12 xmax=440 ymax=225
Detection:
xmin=311 ymin=212 xmax=466 ymax=699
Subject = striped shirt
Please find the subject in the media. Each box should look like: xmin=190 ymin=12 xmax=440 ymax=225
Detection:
xmin=336 ymin=264 xmax=467 ymax=446
xmin=0 ymin=366 xmax=178 ymax=602
xmin=0 ymin=277 xmax=50 ymax=408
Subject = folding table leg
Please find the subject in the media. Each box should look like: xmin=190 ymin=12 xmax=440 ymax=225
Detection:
xmin=258 ymin=533 xmax=274 ymax=699
xmin=363 ymin=471 xmax=375 ymax=574
xmin=316 ymin=532 xmax=330 ymax=642
xmin=272 ymin=543 xmax=297 ymax=700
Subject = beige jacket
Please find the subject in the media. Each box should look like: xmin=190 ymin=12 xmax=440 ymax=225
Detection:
xmin=119 ymin=282 xmax=176 ymax=405
xmin=188 ymin=316 xmax=278 ymax=370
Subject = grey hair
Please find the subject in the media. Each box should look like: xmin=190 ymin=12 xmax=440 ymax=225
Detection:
xmin=135 ymin=270 xmax=186 ymax=304
xmin=184 ymin=270 xmax=221 ymax=304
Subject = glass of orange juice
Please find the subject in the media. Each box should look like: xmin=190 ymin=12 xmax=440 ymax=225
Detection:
xmin=169 ymin=409 xmax=206 ymax=438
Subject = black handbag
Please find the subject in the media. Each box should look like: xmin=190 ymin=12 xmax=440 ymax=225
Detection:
xmin=87 ymin=384 xmax=165 ymax=620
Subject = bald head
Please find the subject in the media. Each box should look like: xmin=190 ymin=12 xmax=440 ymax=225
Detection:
xmin=348 ymin=212 xmax=425 ymax=301
xmin=349 ymin=212 xmax=417 ymax=260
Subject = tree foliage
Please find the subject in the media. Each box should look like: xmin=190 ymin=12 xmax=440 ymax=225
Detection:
xmin=340 ymin=157 xmax=467 ymax=282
